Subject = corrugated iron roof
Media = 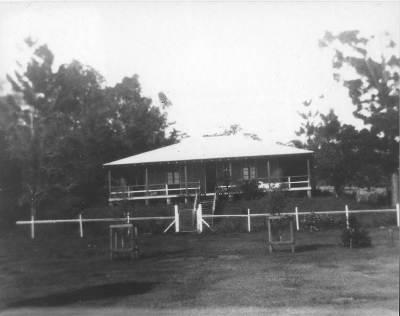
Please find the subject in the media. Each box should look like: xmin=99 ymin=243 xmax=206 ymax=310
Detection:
xmin=103 ymin=136 xmax=313 ymax=166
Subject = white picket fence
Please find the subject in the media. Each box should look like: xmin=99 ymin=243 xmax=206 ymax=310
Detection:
xmin=16 ymin=204 xmax=400 ymax=238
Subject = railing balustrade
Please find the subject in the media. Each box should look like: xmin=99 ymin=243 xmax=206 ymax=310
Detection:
xmin=217 ymin=175 xmax=310 ymax=193
xmin=110 ymin=181 xmax=201 ymax=200
xmin=110 ymin=175 xmax=310 ymax=201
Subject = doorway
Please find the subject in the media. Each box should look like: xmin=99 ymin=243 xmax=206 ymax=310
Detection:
xmin=205 ymin=165 xmax=217 ymax=193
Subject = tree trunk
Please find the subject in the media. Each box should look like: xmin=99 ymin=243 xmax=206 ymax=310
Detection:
xmin=391 ymin=172 xmax=399 ymax=207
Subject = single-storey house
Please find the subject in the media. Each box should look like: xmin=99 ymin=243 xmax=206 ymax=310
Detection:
xmin=103 ymin=136 xmax=313 ymax=205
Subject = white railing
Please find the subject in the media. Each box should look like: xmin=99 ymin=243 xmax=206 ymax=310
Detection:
xmin=110 ymin=181 xmax=201 ymax=200
xmin=250 ymin=175 xmax=310 ymax=189
xmin=216 ymin=175 xmax=310 ymax=193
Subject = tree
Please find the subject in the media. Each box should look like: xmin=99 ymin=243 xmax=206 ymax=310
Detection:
xmin=319 ymin=31 xmax=399 ymax=202
xmin=72 ymin=75 xmax=180 ymax=205
xmin=2 ymin=38 xmax=180 ymax=217
xmin=296 ymin=109 xmax=384 ymax=195
xmin=0 ymin=95 xmax=24 ymax=226
xmin=204 ymin=124 xmax=261 ymax=140
xmin=5 ymin=41 xmax=59 ymax=217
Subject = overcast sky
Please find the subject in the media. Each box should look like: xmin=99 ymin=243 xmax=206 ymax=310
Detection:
xmin=0 ymin=1 xmax=399 ymax=143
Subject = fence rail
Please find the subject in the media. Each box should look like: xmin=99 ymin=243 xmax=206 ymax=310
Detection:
xmin=217 ymin=175 xmax=310 ymax=193
xmin=16 ymin=204 xmax=399 ymax=238
xmin=110 ymin=181 xmax=201 ymax=200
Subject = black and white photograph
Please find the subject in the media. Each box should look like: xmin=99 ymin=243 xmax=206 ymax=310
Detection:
xmin=0 ymin=1 xmax=399 ymax=315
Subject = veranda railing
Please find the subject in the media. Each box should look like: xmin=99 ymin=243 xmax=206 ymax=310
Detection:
xmin=217 ymin=175 xmax=310 ymax=193
xmin=110 ymin=181 xmax=201 ymax=200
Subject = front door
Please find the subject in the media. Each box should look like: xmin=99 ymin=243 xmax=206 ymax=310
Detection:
xmin=205 ymin=166 xmax=217 ymax=193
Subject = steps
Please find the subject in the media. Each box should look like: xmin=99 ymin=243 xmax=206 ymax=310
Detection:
xmin=199 ymin=194 xmax=216 ymax=225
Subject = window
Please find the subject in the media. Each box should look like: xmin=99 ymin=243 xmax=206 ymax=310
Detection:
xmin=242 ymin=166 xmax=256 ymax=180
xmin=167 ymin=171 xmax=180 ymax=184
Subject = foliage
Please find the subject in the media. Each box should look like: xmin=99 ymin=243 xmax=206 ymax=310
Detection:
xmin=341 ymin=215 xmax=372 ymax=248
xmin=295 ymin=31 xmax=399 ymax=195
xmin=203 ymin=124 xmax=261 ymax=140
xmin=241 ymin=179 xmax=264 ymax=201
xmin=1 ymin=38 xmax=180 ymax=218
xmin=296 ymin=109 xmax=386 ymax=194
xmin=300 ymin=212 xmax=345 ymax=232
xmin=260 ymin=183 xmax=289 ymax=214
xmin=319 ymin=31 xmax=399 ymax=185
xmin=148 ymin=221 xmax=169 ymax=235
xmin=319 ymin=32 xmax=399 ymax=172
xmin=0 ymin=96 xmax=24 ymax=227
xmin=341 ymin=228 xmax=372 ymax=248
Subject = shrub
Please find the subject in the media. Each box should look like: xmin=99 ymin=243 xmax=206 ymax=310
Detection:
xmin=260 ymin=183 xmax=289 ymax=214
xmin=149 ymin=220 xmax=169 ymax=235
xmin=341 ymin=216 xmax=372 ymax=248
xmin=241 ymin=179 xmax=264 ymax=200
xmin=301 ymin=212 xmax=345 ymax=231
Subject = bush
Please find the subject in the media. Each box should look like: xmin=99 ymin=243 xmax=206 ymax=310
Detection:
xmin=341 ymin=216 xmax=372 ymax=248
xmin=341 ymin=228 xmax=372 ymax=248
xmin=241 ymin=179 xmax=264 ymax=200
xmin=149 ymin=220 xmax=169 ymax=235
xmin=301 ymin=212 xmax=345 ymax=231
xmin=260 ymin=183 xmax=289 ymax=214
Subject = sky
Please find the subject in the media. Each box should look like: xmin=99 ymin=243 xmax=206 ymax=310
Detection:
xmin=0 ymin=1 xmax=399 ymax=143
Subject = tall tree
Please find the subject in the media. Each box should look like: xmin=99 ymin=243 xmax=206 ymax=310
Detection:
xmin=5 ymin=41 xmax=56 ymax=217
xmin=0 ymin=95 xmax=24 ymax=225
xmin=3 ymin=38 xmax=180 ymax=217
xmin=319 ymin=31 xmax=399 ymax=202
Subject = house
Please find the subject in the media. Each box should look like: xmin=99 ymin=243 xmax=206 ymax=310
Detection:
xmin=103 ymin=136 xmax=313 ymax=205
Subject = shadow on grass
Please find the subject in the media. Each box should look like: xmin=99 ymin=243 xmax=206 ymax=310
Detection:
xmin=7 ymin=281 xmax=159 ymax=308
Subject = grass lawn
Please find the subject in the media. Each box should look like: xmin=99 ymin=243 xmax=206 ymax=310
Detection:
xmin=0 ymin=221 xmax=398 ymax=315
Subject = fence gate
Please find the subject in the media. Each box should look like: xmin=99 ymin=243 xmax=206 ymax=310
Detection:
xmin=179 ymin=209 xmax=196 ymax=232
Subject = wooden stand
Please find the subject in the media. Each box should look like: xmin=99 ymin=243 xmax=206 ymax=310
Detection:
xmin=267 ymin=216 xmax=295 ymax=253
xmin=110 ymin=224 xmax=138 ymax=261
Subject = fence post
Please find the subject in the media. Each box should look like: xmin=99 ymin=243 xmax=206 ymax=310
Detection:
xmin=174 ymin=205 xmax=179 ymax=233
xmin=397 ymin=204 xmax=399 ymax=227
xmin=127 ymin=213 xmax=130 ymax=223
xmin=197 ymin=204 xmax=203 ymax=233
xmin=247 ymin=209 xmax=251 ymax=232
xmin=346 ymin=205 xmax=349 ymax=229
xmin=295 ymin=207 xmax=299 ymax=231
xmin=31 ymin=215 xmax=35 ymax=239
xmin=79 ymin=213 xmax=83 ymax=238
